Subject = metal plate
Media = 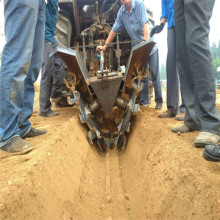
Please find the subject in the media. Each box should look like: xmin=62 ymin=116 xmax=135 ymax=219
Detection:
xmin=56 ymin=46 xmax=90 ymax=81
xmin=124 ymin=39 xmax=156 ymax=85
xmin=90 ymin=74 xmax=123 ymax=115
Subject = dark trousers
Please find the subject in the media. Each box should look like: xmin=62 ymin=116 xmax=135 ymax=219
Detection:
xmin=167 ymin=27 xmax=185 ymax=115
xmin=39 ymin=41 xmax=65 ymax=113
xmin=175 ymin=0 xmax=220 ymax=134
xmin=141 ymin=50 xmax=163 ymax=105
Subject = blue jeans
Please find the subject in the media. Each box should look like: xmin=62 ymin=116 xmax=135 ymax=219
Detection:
xmin=141 ymin=50 xmax=163 ymax=105
xmin=0 ymin=0 xmax=45 ymax=146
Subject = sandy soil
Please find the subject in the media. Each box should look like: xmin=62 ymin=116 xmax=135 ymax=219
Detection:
xmin=0 ymin=89 xmax=220 ymax=220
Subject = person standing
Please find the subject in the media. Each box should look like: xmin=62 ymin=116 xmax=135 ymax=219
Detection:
xmin=150 ymin=0 xmax=185 ymax=119
xmin=173 ymin=0 xmax=220 ymax=148
xmin=140 ymin=6 xmax=163 ymax=109
xmin=0 ymin=0 xmax=46 ymax=155
xmin=39 ymin=0 xmax=66 ymax=117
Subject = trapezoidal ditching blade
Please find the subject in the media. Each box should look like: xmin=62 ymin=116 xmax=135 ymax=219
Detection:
xmin=90 ymin=74 xmax=123 ymax=115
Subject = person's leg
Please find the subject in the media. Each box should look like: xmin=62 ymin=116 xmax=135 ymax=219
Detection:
xmin=175 ymin=91 xmax=186 ymax=121
xmin=149 ymin=50 xmax=163 ymax=105
xmin=51 ymin=53 xmax=65 ymax=99
xmin=148 ymin=73 xmax=153 ymax=104
xmin=39 ymin=41 xmax=54 ymax=114
xmin=166 ymin=27 xmax=179 ymax=115
xmin=140 ymin=65 xmax=150 ymax=106
xmin=174 ymin=0 xmax=200 ymax=131
xmin=184 ymin=0 xmax=220 ymax=136
xmin=140 ymin=77 xmax=149 ymax=105
xmin=178 ymin=92 xmax=185 ymax=113
xmin=0 ymin=0 xmax=42 ymax=145
xmin=19 ymin=0 xmax=45 ymax=136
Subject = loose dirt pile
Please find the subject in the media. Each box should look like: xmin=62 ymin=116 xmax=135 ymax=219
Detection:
xmin=0 ymin=90 xmax=220 ymax=220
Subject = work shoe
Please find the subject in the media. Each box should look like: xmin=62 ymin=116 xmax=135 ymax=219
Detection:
xmin=155 ymin=103 xmax=163 ymax=110
xmin=159 ymin=108 xmax=175 ymax=118
xmin=39 ymin=109 xmax=59 ymax=117
xmin=22 ymin=127 xmax=47 ymax=139
xmin=172 ymin=124 xmax=191 ymax=133
xmin=0 ymin=136 xmax=32 ymax=155
xmin=175 ymin=112 xmax=185 ymax=121
xmin=194 ymin=132 xmax=220 ymax=147
xmin=203 ymin=144 xmax=220 ymax=162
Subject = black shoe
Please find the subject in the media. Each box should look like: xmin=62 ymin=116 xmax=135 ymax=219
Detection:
xmin=203 ymin=144 xmax=220 ymax=162
xmin=0 ymin=136 xmax=32 ymax=155
xmin=22 ymin=127 xmax=47 ymax=138
xmin=39 ymin=109 xmax=59 ymax=117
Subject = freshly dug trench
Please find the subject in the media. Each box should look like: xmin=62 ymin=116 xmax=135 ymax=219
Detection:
xmin=0 ymin=94 xmax=220 ymax=220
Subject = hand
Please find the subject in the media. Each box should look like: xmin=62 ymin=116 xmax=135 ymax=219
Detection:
xmin=96 ymin=45 xmax=103 ymax=51
xmin=96 ymin=45 xmax=107 ymax=52
xmin=150 ymin=23 xmax=165 ymax=37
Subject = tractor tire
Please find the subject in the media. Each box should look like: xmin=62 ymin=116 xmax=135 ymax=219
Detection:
xmin=55 ymin=11 xmax=72 ymax=48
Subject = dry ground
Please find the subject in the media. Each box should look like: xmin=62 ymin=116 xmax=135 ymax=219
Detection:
xmin=0 ymin=89 xmax=220 ymax=220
